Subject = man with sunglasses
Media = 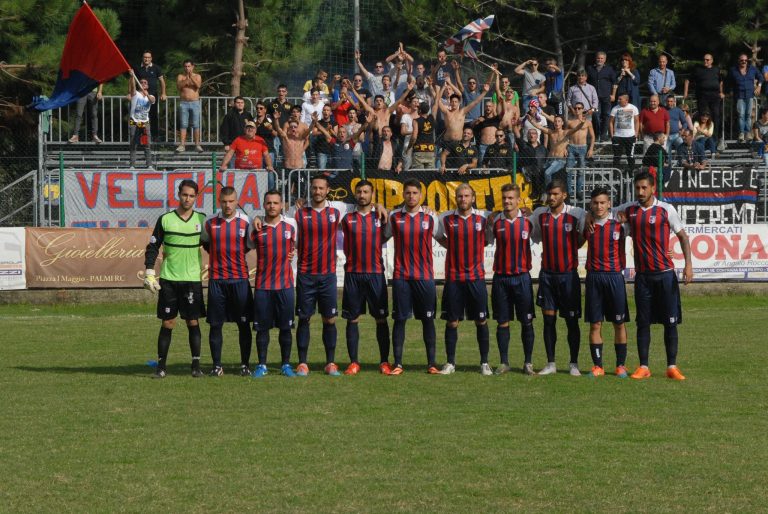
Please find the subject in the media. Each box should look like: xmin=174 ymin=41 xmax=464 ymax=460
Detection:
xmin=355 ymin=50 xmax=387 ymax=97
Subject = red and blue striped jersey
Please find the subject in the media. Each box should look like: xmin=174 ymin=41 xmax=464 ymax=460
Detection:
xmin=203 ymin=212 xmax=250 ymax=280
xmin=437 ymin=209 xmax=489 ymax=281
xmin=531 ymin=205 xmax=585 ymax=273
xmin=295 ymin=202 xmax=342 ymax=275
xmin=341 ymin=208 xmax=385 ymax=274
xmin=622 ymin=199 xmax=683 ymax=272
xmin=249 ymin=215 xmax=297 ymax=290
xmin=583 ymin=215 xmax=626 ymax=272
xmin=388 ymin=208 xmax=437 ymax=280
xmin=489 ymin=211 xmax=532 ymax=275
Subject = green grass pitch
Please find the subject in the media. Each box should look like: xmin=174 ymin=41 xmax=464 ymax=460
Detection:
xmin=0 ymin=293 xmax=766 ymax=512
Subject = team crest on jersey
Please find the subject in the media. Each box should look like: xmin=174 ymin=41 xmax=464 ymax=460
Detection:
xmin=329 ymin=214 xmax=336 ymax=222
xmin=195 ymin=224 xmax=201 ymax=232
xmin=522 ymin=230 xmax=529 ymax=239
xmin=649 ymin=215 xmax=656 ymax=224
xmin=475 ymin=222 xmax=482 ymax=231
xmin=375 ymin=219 xmax=381 ymax=227
xmin=187 ymin=292 xmax=195 ymax=304
xmin=422 ymin=221 xmax=429 ymax=229
xmin=564 ymin=223 xmax=572 ymax=232
xmin=239 ymin=229 xmax=246 ymax=238
xmin=284 ymin=230 xmax=291 ymax=239
xmin=613 ymin=230 xmax=621 ymax=240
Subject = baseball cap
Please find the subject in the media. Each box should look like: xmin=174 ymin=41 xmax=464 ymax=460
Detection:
xmin=244 ymin=120 xmax=256 ymax=128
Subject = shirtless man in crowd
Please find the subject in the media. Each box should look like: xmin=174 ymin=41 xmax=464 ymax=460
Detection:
xmin=176 ymin=60 xmax=203 ymax=152
xmin=274 ymin=110 xmax=310 ymax=171
xmin=528 ymin=114 xmax=584 ymax=187
xmin=437 ymin=79 xmax=490 ymax=146
xmin=352 ymin=82 xmax=412 ymax=136
xmin=565 ymin=101 xmax=596 ymax=198
xmin=473 ymin=101 xmax=502 ymax=163
xmin=495 ymin=70 xmax=521 ymax=143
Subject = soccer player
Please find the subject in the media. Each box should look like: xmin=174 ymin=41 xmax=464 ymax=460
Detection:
xmin=486 ymin=183 xmax=536 ymax=375
xmin=249 ymin=190 xmax=298 ymax=378
xmin=385 ymin=178 xmax=440 ymax=374
xmin=616 ymin=171 xmax=693 ymax=380
xmin=292 ymin=175 xmax=347 ymax=376
xmin=530 ymin=178 xmax=586 ymax=376
xmin=579 ymin=187 xmax=630 ymax=378
xmin=200 ymin=187 xmax=253 ymax=377
xmin=143 ymin=179 xmax=207 ymax=378
xmin=340 ymin=180 xmax=391 ymax=375
xmin=435 ymin=183 xmax=491 ymax=375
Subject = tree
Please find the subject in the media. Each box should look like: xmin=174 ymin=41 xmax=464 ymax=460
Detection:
xmin=720 ymin=0 xmax=768 ymax=65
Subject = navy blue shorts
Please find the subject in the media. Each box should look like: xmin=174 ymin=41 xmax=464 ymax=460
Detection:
xmin=536 ymin=270 xmax=581 ymax=318
xmin=253 ymin=287 xmax=295 ymax=331
xmin=584 ymin=271 xmax=630 ymax=324
xmin=157 ymin=279 xmax=205 ymax=320
xmin=206 ymin=279 xmax=253 ymax=325
xmin=295 ymin=273 xmax=338 ymax=319
xmin=491 ymin=273 xmax=536 ymax=324
xmin=634 ymin=270 xmax=682 ymax=326
xmin=391 ymin=279 xmax=437 ymax=321
xmin=342 ymin=272 xmax=389 ymax=320
xmin=441 ymin=279 xmax=489 ymax=322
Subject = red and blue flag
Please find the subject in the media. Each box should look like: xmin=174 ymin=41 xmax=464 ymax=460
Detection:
xmin=32 ymin=2 xmax=130 ymax=111
xmin=444 ymin=15 xmax=495 ymax=60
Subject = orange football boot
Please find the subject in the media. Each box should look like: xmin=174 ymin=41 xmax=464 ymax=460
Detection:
xmin=630 ymin=366 xmax=652 ymax=379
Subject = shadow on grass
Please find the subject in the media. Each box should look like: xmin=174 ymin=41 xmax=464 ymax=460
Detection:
xmin=14 ymin=363 xmax=206 ymax=378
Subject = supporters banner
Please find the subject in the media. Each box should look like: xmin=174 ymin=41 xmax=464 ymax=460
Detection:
xmin=24 ymin=227 xmax=260 ymax=288
xmin=0 ymin=228 xmax=26 ymax=290
xmin=62 ymin=169 xmax=270 ymax=228
xmin=324 ymin=169 xmax=534 ymax=212
xmin=663 ymin=167 xmax=759 ymax=224
xmin=625 ymin=224 xmax=768 ymax=281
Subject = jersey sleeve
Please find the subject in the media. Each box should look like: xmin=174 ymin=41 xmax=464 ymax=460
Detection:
xmin=246 ymin=214 xmax=259 ymax=249
xmin=144 ymin=214 xmax=165 ymax=268
xmin=663 ymin=202 xmax=684 ymax=233
xmin=529 ymin=207 xmax=544 ymax=243
xmin=485 ymin=213 xmax=498 ymax=244
xmin=383 ymin=213 xmax=394 ymax=240
xmin=433 ymin=212 xmax=447 ymax=240
xmin=284 ymin=217 xmax=299 ymax=243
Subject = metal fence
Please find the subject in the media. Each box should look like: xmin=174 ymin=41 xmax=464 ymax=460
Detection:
xmin=0 ymin=170 xmax=38 ymax=227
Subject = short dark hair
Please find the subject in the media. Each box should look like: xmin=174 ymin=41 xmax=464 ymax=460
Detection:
xmin=653 ymin=132 xmax=665 ymax=142
xmin=546 ymin=178 xmax=567 ymax=194
xmin=183 ymin=59 xmax=194 ymax=66
xmin=178 ymin=179 xmax=198 ymax=194
xmin=277 ymin=84 xmax=288 ymax=90
xmin=255 ymin=101 xmax=266 ymax=109
xmin=234 ymin=96 xmax=245 ymax=102
xmin=501 ymin=183 xmax=520 ymax=195
xmin=634 ymin=170 xmax=656 ymax=186
xmin=418 ymin=103 xmax=429 ymax=115
xmin=374 ymin=94 xmax=385 ymax=102
xmin=590 ymin=186 xmax=610 ymax=199
xmin=290 ymin=105 xmax=301 ymax=113
xmin=450 ymin=94 xmax=461 ymax=102
xmin=311 ymin=174 xmax=330 ymax=186
xmin=403 ymin=178 xmax=421 ymax=190
xmin=355 ymin=179 xmax=374 ymax=191
xmin=219 ymin=186 xmax=237 ymax=197
xmin=263 ymin=189 xmax=282 ymax=201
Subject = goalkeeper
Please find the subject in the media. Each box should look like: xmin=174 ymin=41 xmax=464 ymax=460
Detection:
xmin=143 ymin=179 xmax=207 ymax=378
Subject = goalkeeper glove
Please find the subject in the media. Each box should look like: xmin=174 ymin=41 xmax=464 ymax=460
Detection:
xmin=143 ymin=269 xmax=161 ymax=293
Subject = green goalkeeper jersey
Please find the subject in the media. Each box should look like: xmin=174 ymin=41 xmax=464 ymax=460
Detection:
xmin=144 ymin=210 xmax=206 ymax=282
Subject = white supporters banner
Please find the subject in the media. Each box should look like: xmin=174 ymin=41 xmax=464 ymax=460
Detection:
xmin=62 ymin=169 xmax=270 ymax=228
xmin=0 ymin=228 xmax=26 ymax=290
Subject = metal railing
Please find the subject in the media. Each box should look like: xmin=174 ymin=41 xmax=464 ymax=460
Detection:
xmin=44 ymin=95 xmax=305 ymax=145
xmin=0 ymin=170 xmax=38 ymax=227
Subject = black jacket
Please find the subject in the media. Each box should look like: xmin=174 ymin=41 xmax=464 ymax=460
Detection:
xmin=220 ymin=108 xmax=254 ymax=146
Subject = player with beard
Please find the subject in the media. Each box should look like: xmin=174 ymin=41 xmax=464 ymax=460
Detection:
xmin=249 ymin=190 xmax=298 ymax=378
xmin=385 ymin=179 xmax=440 ymax=374
xmin=340 ymin=180 xmax=391 ymax=374
xmin=201 ymin=187 xmax=253 ymax=377
xmin=143 ymin=180 xmax=207 ymax=378
xmin=530 ymin=179 xmax=586 ymax=376
xmin=435 ymin=183 xmax=492 ymax=375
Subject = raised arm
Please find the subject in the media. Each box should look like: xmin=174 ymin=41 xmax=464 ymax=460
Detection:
xmin=387 ymin=80 xmax=414 ymax=115
xmin=527 ymin=113 xmax=551 ymax=134
xmin=350 ymin=87 xmax=374 ymax=114
xmin=355 ymin=50 xmax=372 ymax=79
xmin=564 ymin=119 xmax=585 ymax=136
xmin=462 ymin=83 xmax=490 ymax=114
xmin=452 ymin=61 xmax=464 ymax=93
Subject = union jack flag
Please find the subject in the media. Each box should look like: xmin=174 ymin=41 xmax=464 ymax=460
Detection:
xmin=444 ymin=15 xmax=495 ymax=59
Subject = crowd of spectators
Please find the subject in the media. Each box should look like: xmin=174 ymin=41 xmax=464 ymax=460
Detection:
xmin=67 ymin=46 xmax=768 ymax=179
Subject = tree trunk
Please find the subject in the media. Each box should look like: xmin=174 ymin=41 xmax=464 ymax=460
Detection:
xmin=230 ymin=0 xmax=248 ymax=98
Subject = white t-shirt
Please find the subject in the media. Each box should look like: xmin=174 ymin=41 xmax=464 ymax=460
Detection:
xmin=400 ymin=113 xmax=414 ymax=149
xmin=610 ymin=104 xmax=639 ymax=138
xmin=300 ymin=101 xmax=325 ymax=126
xmin=130 ymin=92 xmax=152 ymax=123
